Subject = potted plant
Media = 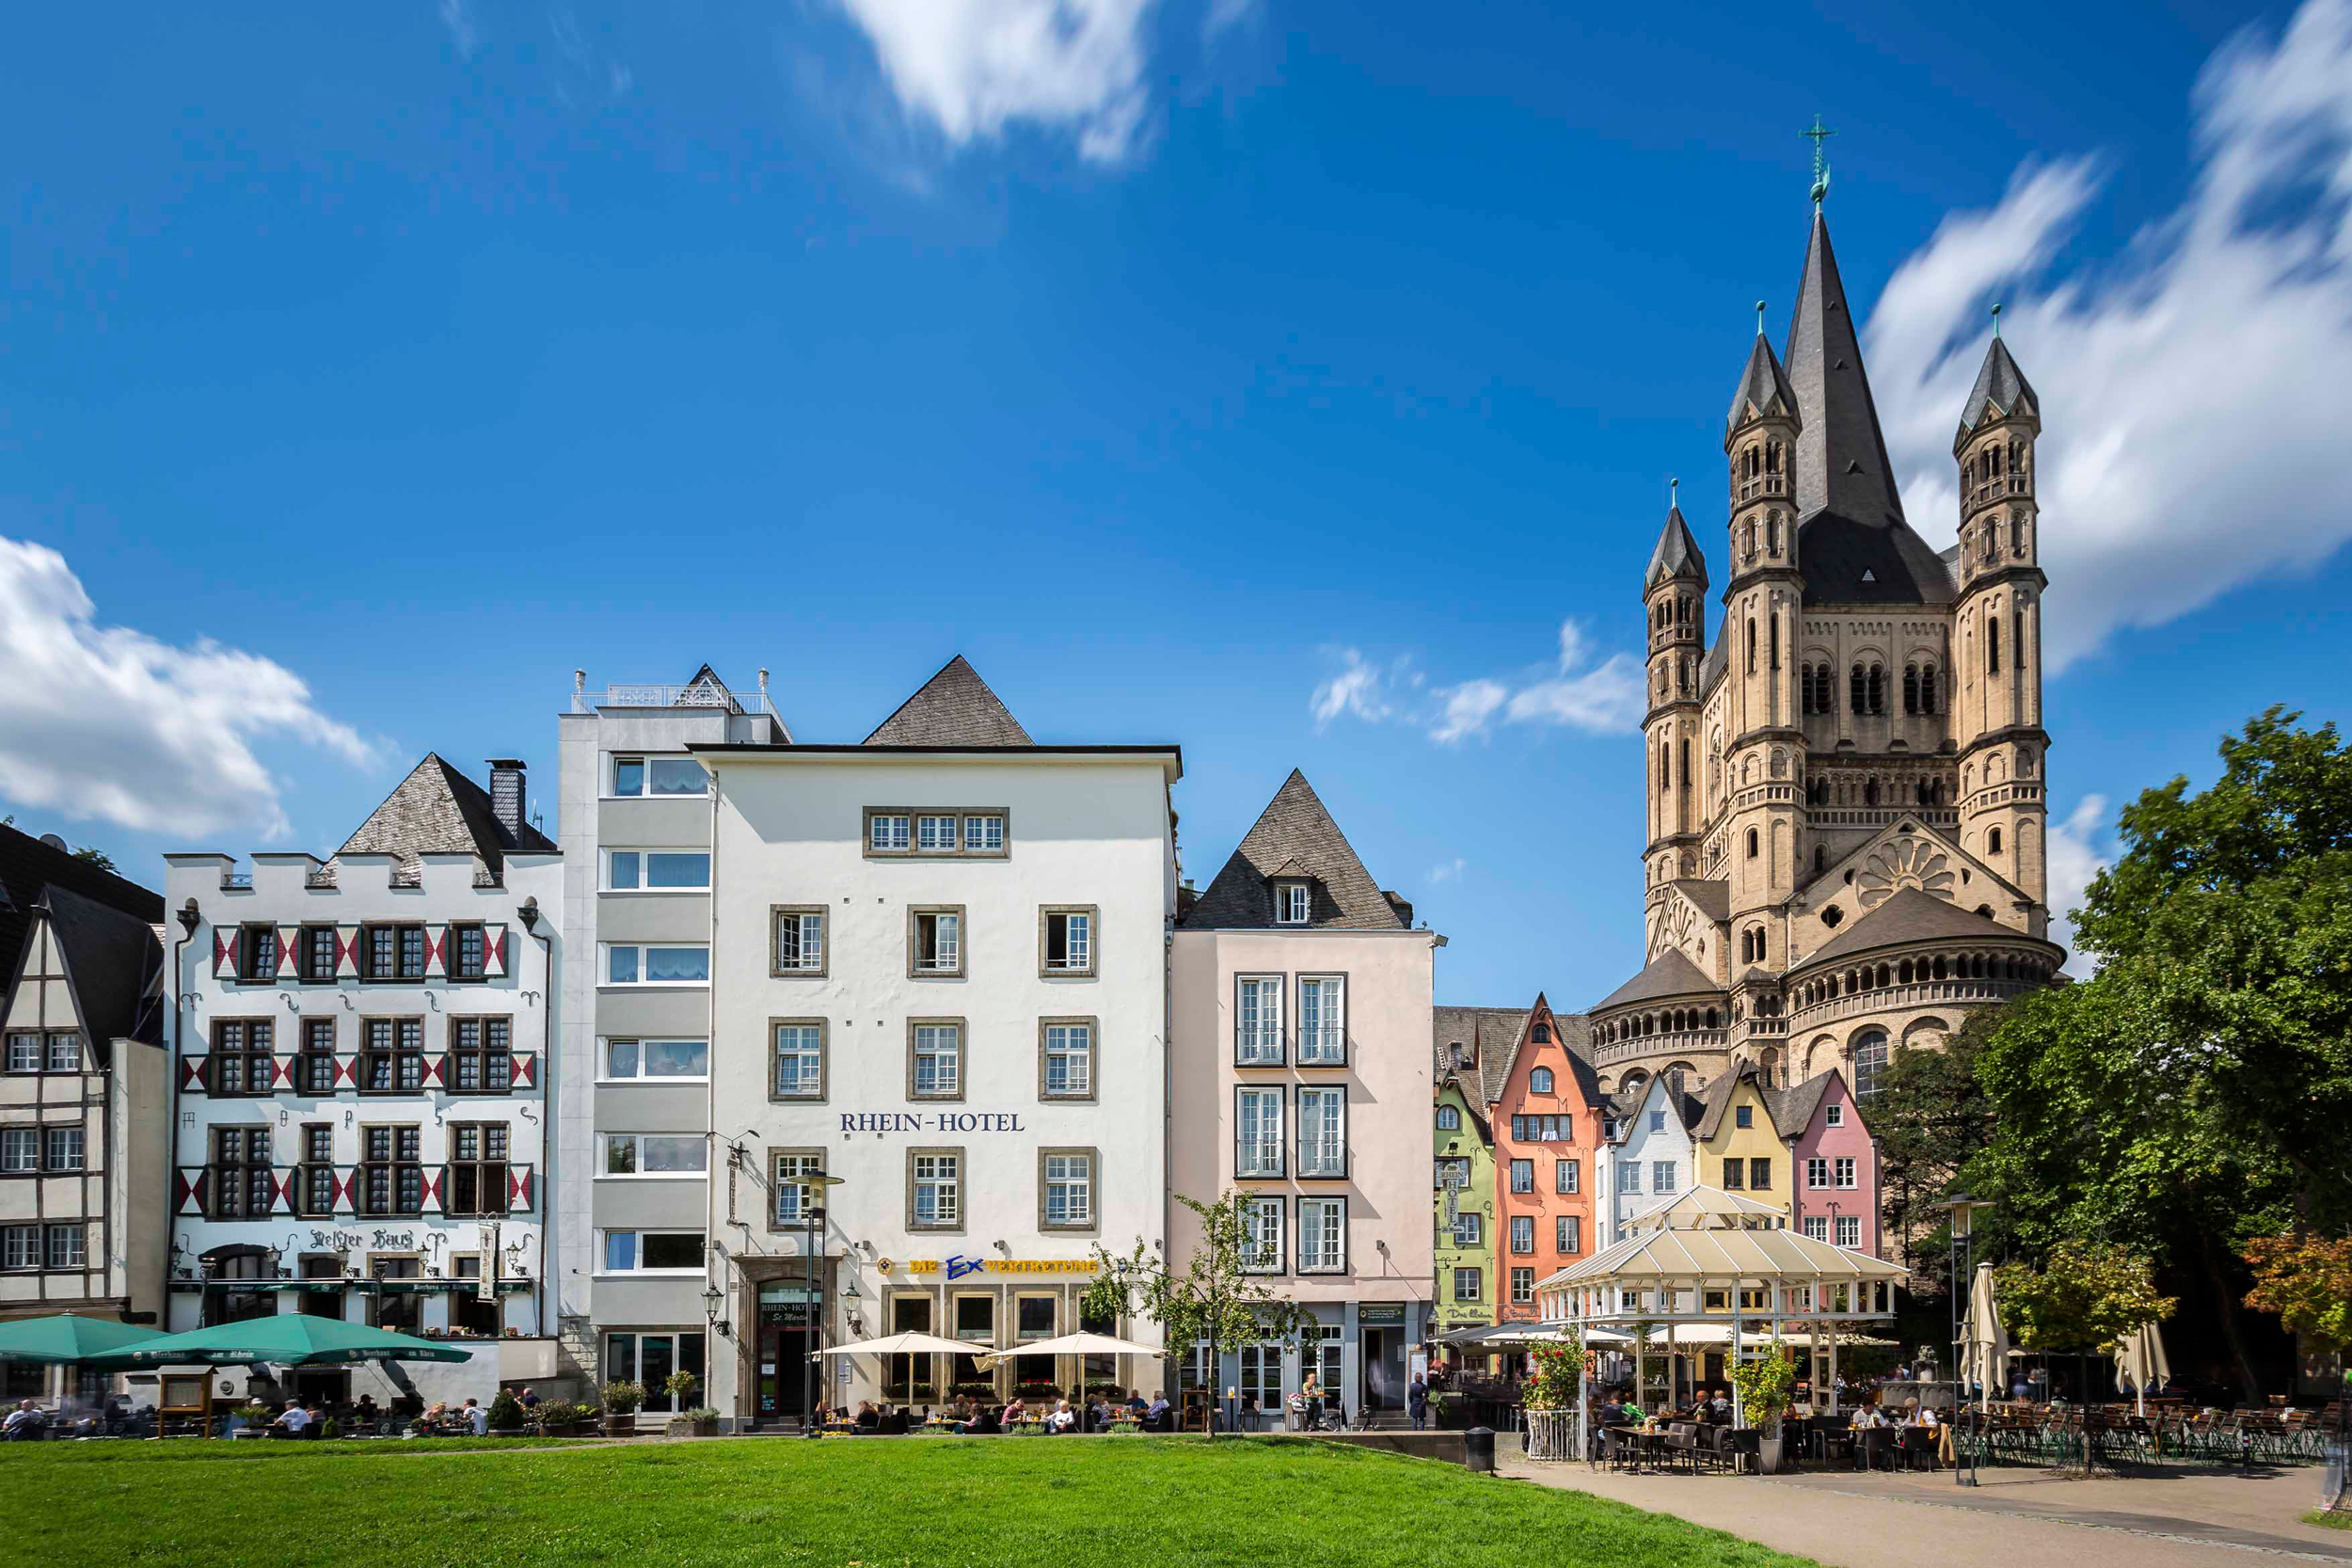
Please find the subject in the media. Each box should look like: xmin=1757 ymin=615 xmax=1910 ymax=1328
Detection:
xmin=1730 ymin=1340 xmax=1800 ymax=1474
xmin=600 ymin=1380 xmax=645 ymax=1435
xmin=319 ymin=1418 xmax=341 ymax=1440
xmin=685 ymin=1405 xmax=721 ymax=1436
xmin=486 ymin=1388 xmax=527 ymax=1433
xmin=660 ymin=1371 xmax=704 ymax=1435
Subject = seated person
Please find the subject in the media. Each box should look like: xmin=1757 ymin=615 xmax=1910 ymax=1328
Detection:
xmin=852 ymin=1401 xmax=880 ymax=1431
xmin=1708 ymin=1389 xmax=1732 ymax=1420
xmin=1001 ymin=1396 xmax=1028 ymax=1426
xmin=1145 ymin=1393 xmax=1171 ymax=1431
xmin=960 ymin=1403 xmax=1002 ymax=1435
xmin=1046 ymin=1399 xmax=1078 ymax=1433
xmin=271 ymin=1401 xmax=311 ymax=1438
xmin=1126 ymin=1389 xmax=1147 ymax=1418
xmin=1087 ymin=1395 xmax=1112 ymax=1431
xmin=2 ymin=1400 xmax=46 ymax=1441
xmin=355 ymin=1394 xmax=381 ymax=1424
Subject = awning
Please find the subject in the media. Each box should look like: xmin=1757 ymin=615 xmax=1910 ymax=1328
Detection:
xmin=811 ymin=1330 xmax=977 ymax=1358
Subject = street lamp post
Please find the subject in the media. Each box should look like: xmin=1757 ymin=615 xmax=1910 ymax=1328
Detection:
xmin=1937 ymin=1194 xmax=1993 ymax=1488
xmin=797 ymin=1171 xmax=848 ymax=1436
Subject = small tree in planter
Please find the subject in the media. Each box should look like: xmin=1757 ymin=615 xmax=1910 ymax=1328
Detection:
xmin=1730 ymin=1342 xmax=1800 ymax=1473
xmin=661 ymin=1370 xmax=703 ymax=1433
xmin=600 ymin=1381 xmax=645 ymax=1435
xmin=486 ymin=1388 xmax=527 ymax=1433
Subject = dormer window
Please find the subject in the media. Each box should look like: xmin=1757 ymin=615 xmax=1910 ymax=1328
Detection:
xmin=1274 ymin=881 xmax=1311 ymax=926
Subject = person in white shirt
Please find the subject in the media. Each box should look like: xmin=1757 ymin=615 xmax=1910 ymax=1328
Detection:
xmin=465 ymin=1398 xmax=487 ymax=1436
xmin=272 ymin=1401 xmax=311 ymax=1437
xmin=1045 ymin=1399 xmax=1077 ymax=1434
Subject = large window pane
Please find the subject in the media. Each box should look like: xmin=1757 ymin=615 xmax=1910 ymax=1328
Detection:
xmin=644 ymin=1040 xmax=707 ymax=1077
xmin=648 ymin=758 xmax=708 ymax=795
xmin=645 ymin=852 xmax=710 ymax=888
xmin=642 ymin=1233 xmax=704 ymax=1270
xmin=643 ymin=1136 xmax=706 ymax=1174
xmin=645 ymin=947 xmax=709 ymax=983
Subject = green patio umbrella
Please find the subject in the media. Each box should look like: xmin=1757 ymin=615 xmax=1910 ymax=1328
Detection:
xmin=83 ymin=1314 xmax=475 ymax=1370
xmin=0 ymin=1314 xmax=164 ymax=1365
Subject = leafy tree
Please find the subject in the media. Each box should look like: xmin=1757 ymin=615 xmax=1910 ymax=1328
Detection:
xmin=1966 ymin=708 xmax=2352 ymax=1397
xmin=70 ymin=845 xmax=118 ymax=872
xmin=1994 ymin=1240 xmax=2176 ymax=1354
xmin=2244 ymin=1231 xmax=2351 ymax=1504
xmin=1083 ymin=1191 xmax=1310 ymax=1433
xmin=1868 ymin=1010 xmax=2002 ymax=1279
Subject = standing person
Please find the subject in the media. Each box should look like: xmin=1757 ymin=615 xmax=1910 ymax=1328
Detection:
xmin=3 ymin=1400 xmax=44 ymax=1441
xmin=518 ymin=1386 xmax=542 ymax=1415
xmin=1407 ymin=1373 xmax=1430 ymax=1432
xmin=465 ymin=1398 xmax=487 ymax=1436
xmin=1298 ymin=1370 xmax=1324 ymax=1431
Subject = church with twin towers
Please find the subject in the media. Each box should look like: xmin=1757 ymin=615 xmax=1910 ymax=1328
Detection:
xmin=1584 ymin=198 xmax=2066 ymax=1106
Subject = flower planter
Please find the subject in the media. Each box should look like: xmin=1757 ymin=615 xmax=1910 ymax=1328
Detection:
xmin=604 ymin=1415 xmax=638 ymax=1437
xmin=692 ymin=1417 xmax=719 ymax=1437
xmin=1758 ymin=1432 xmax=1784 ymax=1475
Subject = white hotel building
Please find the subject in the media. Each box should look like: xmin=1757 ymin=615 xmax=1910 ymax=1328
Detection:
xmin=164 ymin=756 xmax=562 ymax=1411
xmin=691 ymin=657 xmax=1177 ymax=1427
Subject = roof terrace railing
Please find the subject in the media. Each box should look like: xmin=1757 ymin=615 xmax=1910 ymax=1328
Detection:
xmin=570 ymin=675 xmax=781 ymax=720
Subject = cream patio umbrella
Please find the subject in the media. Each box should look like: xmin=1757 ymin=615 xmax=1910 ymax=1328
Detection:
xmin=1961 ymin=1262 xmax=2008 ymax=1414
xmin=973 ymin=1332 xmax=1159 ymax=1368
xmin=2113 ymin=1321 xmax=2171 ymax=1416
xmin=813 ymin=1330 xmax=976 ymax=1358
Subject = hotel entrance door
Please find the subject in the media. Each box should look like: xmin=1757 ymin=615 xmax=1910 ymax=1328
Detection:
xmin=756 ymin=1282 xmax=817 ymax=1427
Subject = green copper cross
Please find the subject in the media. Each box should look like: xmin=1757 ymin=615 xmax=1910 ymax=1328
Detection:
xmin=1803 ymin=115 xmax=1836 ymax=204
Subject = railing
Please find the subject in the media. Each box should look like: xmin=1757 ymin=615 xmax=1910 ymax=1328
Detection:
xmin=1805 ymin=806 xmax=1960 ymax=830
xmin=1735 ymin=474 xmax=1791 ymax=502
xmin=1235 ymin=1143 xmax=1285 ymax=1179
xmin=1966 ymin=474 xmax=2031 ymax=508
xmin=220 ymin=870 xmax=252 ymax=891
xmin=573 ymin=681 xmax=779 ymax=719
xmin=1788 ymin=976 xmax=2031 ymax=1030
xmin=1594 ymin=1029 xmax=1724 ymax=1065
xmin=1296 ymin=1143 xmax=1350 ymax=1180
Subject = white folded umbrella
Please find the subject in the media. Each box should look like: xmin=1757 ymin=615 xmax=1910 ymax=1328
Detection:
xmin=2114 ymin=1322 xmax=2171 ymax=1416
xmin=975 ymin=1331 xmax=1161 ymax=1370
xmin=812 ymin=1330 xmax=978 ymax=1358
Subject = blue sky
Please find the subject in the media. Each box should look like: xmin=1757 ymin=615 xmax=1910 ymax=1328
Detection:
xmin=5 ymin=0 xmax=2351 ymax=1010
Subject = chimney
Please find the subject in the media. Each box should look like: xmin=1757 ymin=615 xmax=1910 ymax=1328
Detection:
xmin=487 ymin=759 xmax=527 ymax=842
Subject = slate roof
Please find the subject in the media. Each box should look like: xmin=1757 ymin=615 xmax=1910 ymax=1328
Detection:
xmin=1487 ymin=998 xmax=1604 ymax=1110
xmin=1668 ymin=879 xmax=1729 ymax=923
xmin=1727 ymin=329 xmax=1800 ymax=434
xmin=1692 ymin=1063 xmax=1761 ymax=1139
xmin=1955 ymin=335 xmax=2039 ymax=446
xmin=1784 ymin=212 xmax=1957 ymax=609
xmin=1791 ymin=886 xmax=2053 ymax=972
xmin=1182 ymin=769 xmax=1405 ymax=931
xmin=1766 ymin=1069 xmax=1838 ymax=1138
xmin=1431 ymin=1005 xmax=1532 ymax=1100
xmin=40 ymin=885 xmax=165 ymax=1056
xmin=337 ymin=754 xmax=559 ymax=875
xmin=0 ymin=826 xmax=165 ymax=1040
xmin=1590 ymin=947 xmax=1721 ymax=1013
xmin=1645 ymin=506 xmax=1708 ymax=589
xmin=863 ymin=656 xmax=1033 ymax=747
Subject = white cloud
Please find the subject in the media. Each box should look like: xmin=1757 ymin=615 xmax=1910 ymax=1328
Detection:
xmin=1308 ymin=619 xmax=1646 ymax=747
xmin=1310 ymin=648 xmax=1391 ymax=729
xmin=1430 ymin=680 xmax=1507 ymax=745
xmin=1204 ymin=0 xmax=1256 ymax=38
xmin=2044 ymin=793 xmax=2117 ymax=963
xmin=1869 ymin=0 xmax=2352 ymax=670
xmin=1428 ymin=857 xmax=1467 ymax=884
xmin=0 ymin=537 xmax=378 ymax=841
xmin=438 ymin=0 xmax=477 ymax=58
xmin=829 ymin=0 xmax=1155 ymax=166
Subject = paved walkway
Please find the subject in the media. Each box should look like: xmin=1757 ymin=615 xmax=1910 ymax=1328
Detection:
xmin=1497 ymin=1443 xmax=2351 ymax=1566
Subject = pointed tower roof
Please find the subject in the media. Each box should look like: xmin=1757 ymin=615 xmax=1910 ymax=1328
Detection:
xmin=862 ymin=656 xmax=1033 ymax=747
xmin=1181 ymin=768 xmax=1405 ymax=931
xmin=1725 ymin=328 xmax=1799 ymax=436
xmin=1645 ymin=504 xmax=1708 ymax=589
xmin=337 ymin=754 xmax=559 ymax=873
xmin=1953 ymin=334 xmax=2040 ymax=451
xmin=1785 ymin=211 xmax=1957 ymax=607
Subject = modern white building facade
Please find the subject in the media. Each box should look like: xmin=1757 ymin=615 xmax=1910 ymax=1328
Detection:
xmin=164 ymin=755 xmax=562 ymax=1412
xmin=554 ymin=666 xmax=787 ymax=1417
xmin=693 ymin=657 xmax=1176 ymax=1428
xmin=1600 ymin=1073 xmax=1700 ymax=1245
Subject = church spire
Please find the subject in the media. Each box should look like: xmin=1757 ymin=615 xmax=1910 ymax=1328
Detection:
xmin=1726 ymin=306 xmax=1798 ymax=437
xmin=1645 ymin=486 xmax=1708 ymax=589
xmin=1784 ymin=208 xmax=1905 ymax=526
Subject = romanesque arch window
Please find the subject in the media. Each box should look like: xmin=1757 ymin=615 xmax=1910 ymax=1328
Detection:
xmin=1769 ymin=613 xmax=1780 ymax=672
xmin=1744 ymin=518 xmax=1757 ymax=557
xmin=1864 ymin=776 xmax=1880 ymax=807
xmin=1867 ymin=664 xmax=1884 ymax=714
xmin=1988 ymin=614 xmax=2002 ymax=675
xmin=1919 ymin=663 xmax=1938 ymax=714
xmin=1851 ymin=1029 xmax=1889 ymax=1097
xmin=1659 ymin=745 xmax=1671 ymax=796
xmin=1850 ymin=662 xmax=1866 ymax=715
xmin=2010 ymin=514 xmax=2025 ymax=555
xmin=1746 ymin=618 xmax=1756 ymax=673
xmin=1988 ymin=827 xmax=2004 ymax=855
xmin=1903 ymin=664 xmax=1920 ymax=715
xmin=1814 ymin=845 xmax=1826 ymax=873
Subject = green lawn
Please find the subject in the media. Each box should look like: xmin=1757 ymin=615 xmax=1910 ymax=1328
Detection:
xmin=0 ymin=1435 xmax=1818 ymax=1567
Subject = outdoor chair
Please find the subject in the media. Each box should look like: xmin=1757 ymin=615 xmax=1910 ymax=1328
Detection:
xmin=1856 ymin=1427 xmax=1894 ymax=1471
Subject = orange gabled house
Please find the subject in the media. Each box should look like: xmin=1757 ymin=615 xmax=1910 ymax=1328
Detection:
xmin=1487 ymin=993 xmax=1603 ymax=1323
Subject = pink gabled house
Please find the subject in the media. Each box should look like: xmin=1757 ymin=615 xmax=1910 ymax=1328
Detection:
xmin=1776 ymin=1069 xmax=1881 ymax=1257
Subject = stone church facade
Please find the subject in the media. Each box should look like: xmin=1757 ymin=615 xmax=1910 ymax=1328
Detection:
xmin=1587 ymin=208 xmax=2065 ymax=1104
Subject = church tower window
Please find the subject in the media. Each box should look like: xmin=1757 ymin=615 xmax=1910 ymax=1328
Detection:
xmin=1988 ymin=616 xmax=2002 ymax=675
xmin=1988 ymin=827 xmax=2003 ymax=856
xmin=1745 ymin=828 xmax=1758 ymax=860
